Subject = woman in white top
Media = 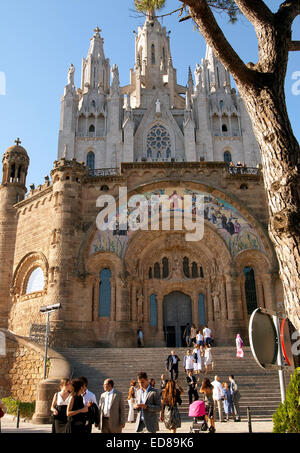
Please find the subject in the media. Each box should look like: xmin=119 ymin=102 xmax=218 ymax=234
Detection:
xmin=192 ymin=344 xmax=203 ymax=374
xmin=51 ymin=378 xmax=72 ymax=433
xmin=183 ymin=349 xmax=194 ymax=373
xmin=204 ymin=345 xmax=214 ymax=374
xmin=196 ymin=330 xmax=204 ymax=347
xmin=127 ymin=380 xmax=137 ymax=423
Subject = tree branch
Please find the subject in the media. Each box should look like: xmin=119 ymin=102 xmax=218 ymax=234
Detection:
xmin=275 ymin=0 xmax=300 ymax=27
xmin=233 ymin=0 xmax=274 ymax=28
xmin=180 ymin=0 xmax=255 ymax=85
xmin=289 ymin=40 xmax=300 ymax=51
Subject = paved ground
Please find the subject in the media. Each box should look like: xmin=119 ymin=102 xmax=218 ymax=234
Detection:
xmin=0 ymin=415 xmax=273 ymax=434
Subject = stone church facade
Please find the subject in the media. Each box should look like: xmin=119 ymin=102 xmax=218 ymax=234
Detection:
xmin=0 ymin=11 xmax=284 ymax=348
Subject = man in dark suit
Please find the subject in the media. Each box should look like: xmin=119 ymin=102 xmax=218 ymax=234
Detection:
xmin=134 ymin=371 xmax=161 ymax=433
xmin=186 ymin=370 xmax=199 ymax=405
xmin=98 ymin=379 xmax=125 ymax=433
xmin=165 ymin=350 xmax=180 ymax=380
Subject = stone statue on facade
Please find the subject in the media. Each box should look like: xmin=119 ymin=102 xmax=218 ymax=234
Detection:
xmin=67 ymin=64 xmax=75 ymax=86
xmin=194 ymin=63 xmax=202 ymax=87
xmin=137 ymin=289 xmax=144 ymax=324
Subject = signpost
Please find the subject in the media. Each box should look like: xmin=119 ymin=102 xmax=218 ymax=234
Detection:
xmin=248 ymin=307 xmax=294 ymax=403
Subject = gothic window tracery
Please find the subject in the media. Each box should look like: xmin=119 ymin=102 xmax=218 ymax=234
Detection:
xmin=146 ymin=125 xmax=171 ymax=160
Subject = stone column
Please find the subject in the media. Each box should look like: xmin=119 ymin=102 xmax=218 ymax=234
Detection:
xmin=207 ymin=279 xmax=213 ymax=322
xmin=261 ymin=273 xmax=276 ymax=311
xmin=114 ymin=279 xmax=135 ymax=347
xmin=131 ymin=283 xmax=137 ymax=322
xmin=156 ymin=294 xmax=165 ymax=345
xmin=192 ymin=290 xmax=199 ymax=326
xmin=220 ymin=277 xmax=228 ymax=320
xmin=255 ymin=276 xmax=265 ymax=309
xmin=225 ymin=272 xmax=244 ymax=321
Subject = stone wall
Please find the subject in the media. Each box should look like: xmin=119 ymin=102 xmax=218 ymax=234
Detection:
xmin=0 ymin=330 xmax=44 ymax=402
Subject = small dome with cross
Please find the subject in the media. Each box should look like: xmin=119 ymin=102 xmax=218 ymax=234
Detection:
xmin=5 ymin=138 xmax=29 ymax=157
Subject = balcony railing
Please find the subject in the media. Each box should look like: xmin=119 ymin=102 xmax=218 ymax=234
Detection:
xmin=227 ymin=165 xmax=260 ymax=175
xmin=89 ymin=168 xmax=119 ymax=177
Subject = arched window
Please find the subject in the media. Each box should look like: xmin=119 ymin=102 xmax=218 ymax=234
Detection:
xmin=26 ymin=267 xmax=45 ymax=294
xmin=151 ymin=44 xmax=155 ymax=65
xmin=89 ymin=124 xmax=95 ymax=133
xmin=150 ymin=294 xmax=157 ymax=327
xmin=162 ymin=257 xmax=169 ymax=279
xmin=146 ymin=125 xmax=171 ymax=160
xmin=243 ymin=267 xmax=258 ymax=314
xmin=183 ymin=257 xmax=190 ymax=278
xmin=200 ymin=266 xmax=204 ymax=278
xmin=87 ymin=151 xmax=95 ymax=170
xmin=149 ymin=267 xmax=152 ymax=279
xmin=224 ymin=151 xmax=232 ymax=164
xmin=198 ymin=293 xmax=206 ymax=326
xmin=222 ymin=124 xmax=228 ymax=132
xmin=154 ymin=262 xmax=160 ymax=279
xmin=99 ymin=268 xmax=111 ymax=317
xmin=192 ymin=262 xmax=198 ymax=278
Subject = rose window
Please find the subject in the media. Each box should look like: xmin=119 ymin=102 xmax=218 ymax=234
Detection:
xmin=146 ymin=125 xmax=171 ymax=159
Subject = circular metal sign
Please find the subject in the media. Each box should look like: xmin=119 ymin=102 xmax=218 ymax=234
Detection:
xmin=249 ymin=308 xmax=278 ymax=369
xmin=280 ymin=318 xmax=294 ymax=367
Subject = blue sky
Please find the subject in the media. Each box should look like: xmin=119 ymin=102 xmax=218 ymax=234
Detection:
xmin=0 ymin=0 xmax=299 ymax=186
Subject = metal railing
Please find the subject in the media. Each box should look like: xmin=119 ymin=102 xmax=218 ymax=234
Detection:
xmin=227 ymin=166 xmax=260 ymax=176
xmin=88 ymin=168 xmax=119 ymax=177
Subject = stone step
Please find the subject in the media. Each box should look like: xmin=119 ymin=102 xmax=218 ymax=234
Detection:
xmin=56 ymin=346 xmax=285 ymax=419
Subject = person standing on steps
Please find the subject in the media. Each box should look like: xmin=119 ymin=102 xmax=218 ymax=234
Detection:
xmin=183 ymin=349 xmax=194 ymax=374
xmin=134 ymin=371 xmax=161 ymax=433
xmin=80 ymin=376 xmax=98 ymax=433
xmin=66 ymin=378 xmax=90 ymax=433
xmin=222 ymin=382 xmax=234 ymax=421
xmin=165 ymin=350 xmax=180 ymax=381
xmin=203 ymin=326 xmax=213 ymax=346
xmin=127 ymin=379 xmax=137 ymax=423
xmin=211 ymin=375 xmax=225 ymax=423
xmin=137 ymin=327 xmax=144 ymax=347
xmin=186 ymin=370 xmax=199 ymax=405
xmin=229 ymin=375 xmax=241 ymax=422
xmin=160 ymin=379 xmax=184 ymax=433
xmin=98 ymin=379 xmax=125 ymax=433
xmin=236 ymin=334 xmax=244 ymax=358
xmin=190 ymin=324 xmax=197 ymax=346
xmin=183 ymin=323 xmax=191 ymax=347
xmin=50 ymin=378 xmax=72 ymax=433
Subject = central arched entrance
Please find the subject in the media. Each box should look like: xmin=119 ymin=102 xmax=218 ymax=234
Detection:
xmin=163 ymin=291 xmax=192 ymax=347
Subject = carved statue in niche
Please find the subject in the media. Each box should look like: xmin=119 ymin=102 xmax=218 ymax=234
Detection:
xmin=136 ymin=288 xmax=144 ymax=324
xmin=212 ymin=289 xmax=221 ymax=320
xmin=169 ymin=256 xmax=182 ymax=280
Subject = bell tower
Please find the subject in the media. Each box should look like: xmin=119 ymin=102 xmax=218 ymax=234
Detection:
xmin=0 ymin=139 xmax=29 ymax=326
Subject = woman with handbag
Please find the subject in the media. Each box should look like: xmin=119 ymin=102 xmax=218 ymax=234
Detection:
xmin=160 ymin=379 xmax=184 ymax=433
xmin=199 ymin=378 xmax=216 ymax=432
xmin=127 ymin=379 xmax=137 ymax=423
xmin=50 ymin=378 xmax=72 ymax=433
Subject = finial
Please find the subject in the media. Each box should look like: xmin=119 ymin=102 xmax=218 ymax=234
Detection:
xmin=15 ymin=138 xmax=21 ymax=146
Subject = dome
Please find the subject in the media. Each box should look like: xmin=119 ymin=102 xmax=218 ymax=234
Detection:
xmin=5 ymin=139 xmax=28 ymax=158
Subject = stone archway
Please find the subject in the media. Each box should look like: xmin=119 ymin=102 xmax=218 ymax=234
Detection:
xmin=163 ymin=291 xmax=192 ymax=347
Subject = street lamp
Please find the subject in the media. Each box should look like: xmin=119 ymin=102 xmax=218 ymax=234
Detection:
xmin=39 ymin=303 xmax=62 ymax=379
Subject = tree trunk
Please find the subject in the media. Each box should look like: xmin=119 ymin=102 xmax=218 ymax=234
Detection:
xmin=238 ymin=80 xmax=300 ymax=331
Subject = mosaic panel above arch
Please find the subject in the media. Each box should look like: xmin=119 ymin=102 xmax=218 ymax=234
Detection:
xmin=89 ymin=187 xmax=266 ymax=259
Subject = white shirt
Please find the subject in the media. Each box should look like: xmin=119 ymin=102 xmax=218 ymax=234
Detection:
xmin=139 ymin=385 xmax=151 ymax=421
xmin=82 ymin=389 xmax=98 ymax=407
xmin=211 ymin=380 xmax=223 ymax=400
xmin=103 ymin=389 xmax=115 ymax=417
xmin=184 ymin=355 xmax=194 ymax=369
xmin=57 ymin=391 xmax=72 ymax=406
xmin=203 ymin=328 xmax=211 ymax=339
xmin=196 ymin=333 xmax=203 ymax=342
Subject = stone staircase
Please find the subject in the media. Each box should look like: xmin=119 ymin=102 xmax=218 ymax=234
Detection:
xmin=56 ymin=346 xmax=288 ymax=421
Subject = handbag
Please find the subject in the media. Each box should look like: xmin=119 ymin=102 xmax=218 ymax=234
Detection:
xmin=163 ymin=405 xmax=181 ymax=429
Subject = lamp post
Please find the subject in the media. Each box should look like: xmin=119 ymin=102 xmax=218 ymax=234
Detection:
xmin=39 ymin=303 xmax=62 ymax=379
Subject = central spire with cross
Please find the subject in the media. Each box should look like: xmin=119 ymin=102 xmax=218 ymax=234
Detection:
xmin=15 ymin=138 xmax=21 ymax=146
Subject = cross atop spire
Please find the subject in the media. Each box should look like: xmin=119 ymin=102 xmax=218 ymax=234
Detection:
xmin=15 ymin=138 xmax=21 ymax=146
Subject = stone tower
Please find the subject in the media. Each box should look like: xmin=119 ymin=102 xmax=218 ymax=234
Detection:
xmin=0 ymin=139 xmax=29 ymax=327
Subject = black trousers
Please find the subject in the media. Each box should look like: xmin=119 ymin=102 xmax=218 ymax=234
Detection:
xmin=169 ymin=365 xmax=179 ymax=380
xmin=188 ymin=388 xmax=199 ymax=405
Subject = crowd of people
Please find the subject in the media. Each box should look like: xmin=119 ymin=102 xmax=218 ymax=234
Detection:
xmin=46 ymin=328 xmax=243 ymax=434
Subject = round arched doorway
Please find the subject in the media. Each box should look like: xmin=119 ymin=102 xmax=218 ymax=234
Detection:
xmin=163 ymin=291 xmax=192 ymax=347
